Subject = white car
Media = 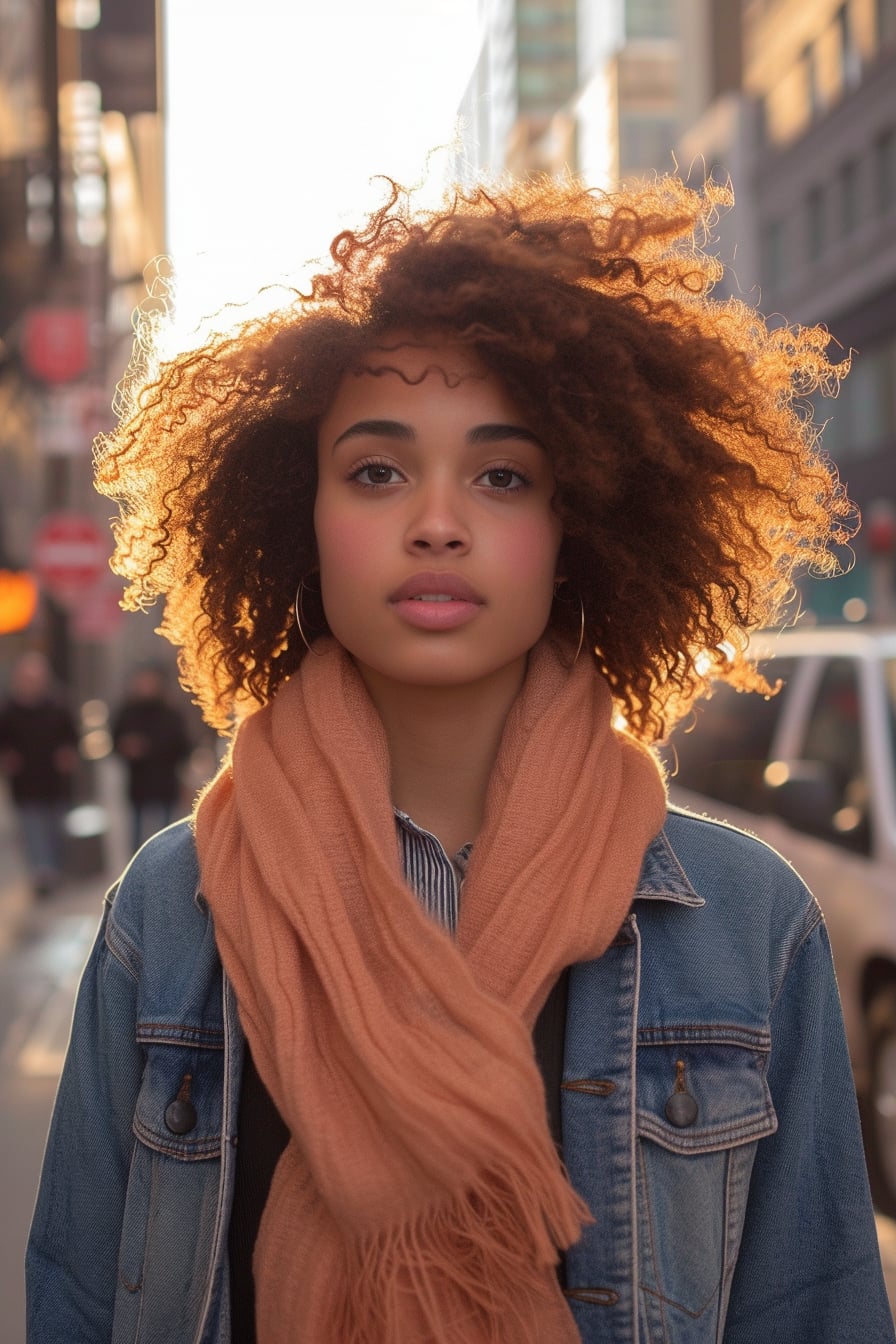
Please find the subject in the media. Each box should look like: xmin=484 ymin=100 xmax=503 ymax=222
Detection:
xmin=664 ymin=625 xmax=896 ymax=1212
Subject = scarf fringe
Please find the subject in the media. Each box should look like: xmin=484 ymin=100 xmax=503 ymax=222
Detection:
xmin=327 ymin=1161 xmax=591 ymax=1344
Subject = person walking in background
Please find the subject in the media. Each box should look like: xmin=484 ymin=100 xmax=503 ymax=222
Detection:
xmin=111 ymin=663 xmax=192 ymax=851
xmin=0 ymin=651 xmax=78 ymax=897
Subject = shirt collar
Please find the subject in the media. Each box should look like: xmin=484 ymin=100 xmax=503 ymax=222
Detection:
xmin=393 ymin=807 xmax=473 ymax=871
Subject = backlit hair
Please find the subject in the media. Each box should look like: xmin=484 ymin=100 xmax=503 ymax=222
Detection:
xmin=95 ymin=175 xmax=853 ymax=740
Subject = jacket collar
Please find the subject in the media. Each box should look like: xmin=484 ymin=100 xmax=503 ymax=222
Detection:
xmin=634 ymin=825 xmax=705 ymax=907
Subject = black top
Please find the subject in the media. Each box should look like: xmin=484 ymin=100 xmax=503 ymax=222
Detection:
xmin=111 ymin=697 xmax=191 ymax=804
xmin=228 ymin=967 xmax=571 ymax=1341
xmin=0 ymin=696 xmax=77 ymax=804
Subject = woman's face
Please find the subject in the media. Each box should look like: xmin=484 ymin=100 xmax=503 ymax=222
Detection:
xmin=314 ymin=337 xmax=563 ymax=695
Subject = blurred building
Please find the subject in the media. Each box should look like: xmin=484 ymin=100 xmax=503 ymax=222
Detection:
xmin=680 ymin=0 xmax=896 ymax=621
xmin=675 ymin=0 xmax=751 ymax=299
xmin=0 ymin=0 xmax=164 ymax=689
xmin=457 ymin=0 xmax=896 ymax=622
xmin=457 ymin=0 xmax=681 ymax=183
xmin=576 ymin=0 xmax=679 ymax=185
xmin=458 ymin=0 xmax=576 ymax=178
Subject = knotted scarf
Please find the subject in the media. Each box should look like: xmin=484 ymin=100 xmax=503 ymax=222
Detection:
xmin=194 ymin=637 xmax=666 ymax=1342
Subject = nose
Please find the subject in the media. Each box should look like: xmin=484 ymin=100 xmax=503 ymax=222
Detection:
xmin=404 ymin=479 xmax=471 ymax=555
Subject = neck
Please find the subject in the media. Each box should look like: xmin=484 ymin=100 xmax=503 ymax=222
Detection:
xmin=357 ymin=658 xmax=527 ymax=854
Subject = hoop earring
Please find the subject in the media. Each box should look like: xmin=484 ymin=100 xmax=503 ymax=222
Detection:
xmin=571 ymin=591 xmax=585 ymax=665
xmin=294 ymin=575 xmax=327 ymax=657
xmin=554 ymin=581 xmax=586 ymax=666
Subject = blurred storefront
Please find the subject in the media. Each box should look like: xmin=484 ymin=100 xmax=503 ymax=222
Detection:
xmin=0 ymin=0 xmax=165 ymax=704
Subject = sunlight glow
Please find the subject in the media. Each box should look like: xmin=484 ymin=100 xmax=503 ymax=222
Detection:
xmin=162 ymin=1 xmax=480 ymax=350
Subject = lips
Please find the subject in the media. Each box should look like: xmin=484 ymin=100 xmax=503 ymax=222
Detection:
xmin=389 ymin=572 xmax=484 ymax=632
xmin=389 ymin=572 xmax=484 ymax=604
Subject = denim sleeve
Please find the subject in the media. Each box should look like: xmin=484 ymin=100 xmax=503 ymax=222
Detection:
xmin=25 ymin=894 xmax=145 ymax=1343
xmin=724 ymin=917 xmax=895 ymax=1343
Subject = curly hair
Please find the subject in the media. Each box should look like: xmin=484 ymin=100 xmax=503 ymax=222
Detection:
xmin=95 ymin=174 xmax=854 ymax=741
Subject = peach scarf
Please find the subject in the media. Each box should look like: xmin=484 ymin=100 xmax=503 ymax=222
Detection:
xmin=194 ymin=637 xmax=666 ymax=1343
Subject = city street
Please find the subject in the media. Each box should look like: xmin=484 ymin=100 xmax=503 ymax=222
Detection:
xmin=0 ymin=754 xmax=132 ymax=1343
xmin=2 ymin=786 xmax=896 ymax=1341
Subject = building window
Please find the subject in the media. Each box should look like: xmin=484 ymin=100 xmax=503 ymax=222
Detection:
xmin=58 ymin=0 xmax=100 ymax=26
xmin=807 ymin=184 xmax=827 ymax=261
xmin=877 ymin=126 xmax=896 ymax=212
xmin=837 ymin=3 xmax=862 ymax=89
xmin=849 ymin=345 xmax=893 ymax=453
xmin=811 ymin=334 xmax=896 ymax=459
xmin=625 ymin=0 xmax=676 ymax=40
xmin=839 ymin=158 xmax=859 ymax=237
xmin=877 ymin=0 xmax=896 ymax=49
xmin=802 ymin=42 xmax=821 ymax=117
xmin=760 ymin=218 xmax=784 ymax=287
xmin=617 ymin=112 xmax=677 ymax=178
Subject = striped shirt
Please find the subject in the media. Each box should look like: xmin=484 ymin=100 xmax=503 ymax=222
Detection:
xmin=394 ymin=808 xmax=473 ymax=935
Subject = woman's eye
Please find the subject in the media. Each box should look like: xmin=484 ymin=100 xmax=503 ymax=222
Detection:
xmin=352 ymin=462 xmax=402 ymax=486
xmin=479 ymin=467 xmax=528 ymax=490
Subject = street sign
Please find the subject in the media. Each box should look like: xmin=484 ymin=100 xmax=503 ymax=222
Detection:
xmin=22 ymin=307 xmax=89 ymax=383
xmin=31 ymin=512 xmax=108 ymax=606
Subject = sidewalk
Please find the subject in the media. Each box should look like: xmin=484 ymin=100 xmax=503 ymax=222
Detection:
xmin=0 ymin=759 xmax=131 ymax=1344
xmin=0 ymin=758 xmax=132 ymax=946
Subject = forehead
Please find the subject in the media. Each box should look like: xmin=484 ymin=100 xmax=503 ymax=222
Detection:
xmin=320 ymin=337 xmax=526 ymax=437
xmin=357 ymin=334 xmax=487 ymax=384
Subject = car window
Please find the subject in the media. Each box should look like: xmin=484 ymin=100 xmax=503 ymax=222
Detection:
xmin=794 ymin=656 xmax=870 ymax=855
xmin=664 ymin=660 xmax=795 ymax=813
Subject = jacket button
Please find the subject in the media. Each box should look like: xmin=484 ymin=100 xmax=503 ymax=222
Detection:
xmin=665 ymin=1058 xmax=698 ymax=1127
xmin=665 ymin=1091 xmax=699 ymax=1127
xmin=165 ymin=1098 xmax=197 ymax=1134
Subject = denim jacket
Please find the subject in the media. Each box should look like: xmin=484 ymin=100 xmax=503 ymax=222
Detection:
xmin=26 ymin=807 xmax=894 ymax=1343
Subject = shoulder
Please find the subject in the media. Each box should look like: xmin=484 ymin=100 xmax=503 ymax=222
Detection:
xmin=105 ymin=820 xmax=207 ymax=977
xmin=634 ymin=806 xmax=822 ymax=1013
xmin=105 ymin=820 xmax=225 ymax=1024
xmin=660 ymin=804 xmax=817 ymax=926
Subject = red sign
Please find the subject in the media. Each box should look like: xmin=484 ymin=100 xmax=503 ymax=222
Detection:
xmin=71 ymin=582 xmax=125 ymax=641
xmin=31 ymin=512 xmax=108 ymax=605
xmin=23 ymin=307 xmax=89 ymax=383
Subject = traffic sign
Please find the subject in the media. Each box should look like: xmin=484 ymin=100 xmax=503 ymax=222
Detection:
xmin=22 ymin=306 xmax=89 ymax=383
xmin=31 ymin=512 xmax=109 ymax=605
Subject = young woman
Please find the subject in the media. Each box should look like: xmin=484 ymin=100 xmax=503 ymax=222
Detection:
xmin=26 ymin=176 xmax=893 ymax=1344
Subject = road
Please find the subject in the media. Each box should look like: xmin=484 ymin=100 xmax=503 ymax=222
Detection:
xmin=2 ymin=795 xmax=896 ymax=1341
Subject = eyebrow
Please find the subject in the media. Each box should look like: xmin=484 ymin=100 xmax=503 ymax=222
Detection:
xmin=331 ymin=419 xmax=545 ymax=451
xmin=331 ymin=419 xmax=414 ymax=449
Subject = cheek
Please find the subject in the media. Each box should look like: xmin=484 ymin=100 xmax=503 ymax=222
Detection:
xmin=315 ymin=502 xmax=374 ymax=586
xmin=498 ymin=516 xmax=563 ymax=581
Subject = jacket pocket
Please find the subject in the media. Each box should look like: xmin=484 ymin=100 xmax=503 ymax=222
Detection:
xmin=132 ymin=1036 xmax=225 ymax=1159
xmin=114 ymin=1040 xmax=224 ymax=1343
xmin=635 ymin=1029 xmax=776 ymax=1338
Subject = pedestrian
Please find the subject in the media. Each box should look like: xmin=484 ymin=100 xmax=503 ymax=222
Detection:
xmin=26 ymin=176 xmax=894 ymax=1342
xmin=0 ymin=650 xmax=78 ymax=897
xmin=111 ymin=663 xmax=192 ymax=852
